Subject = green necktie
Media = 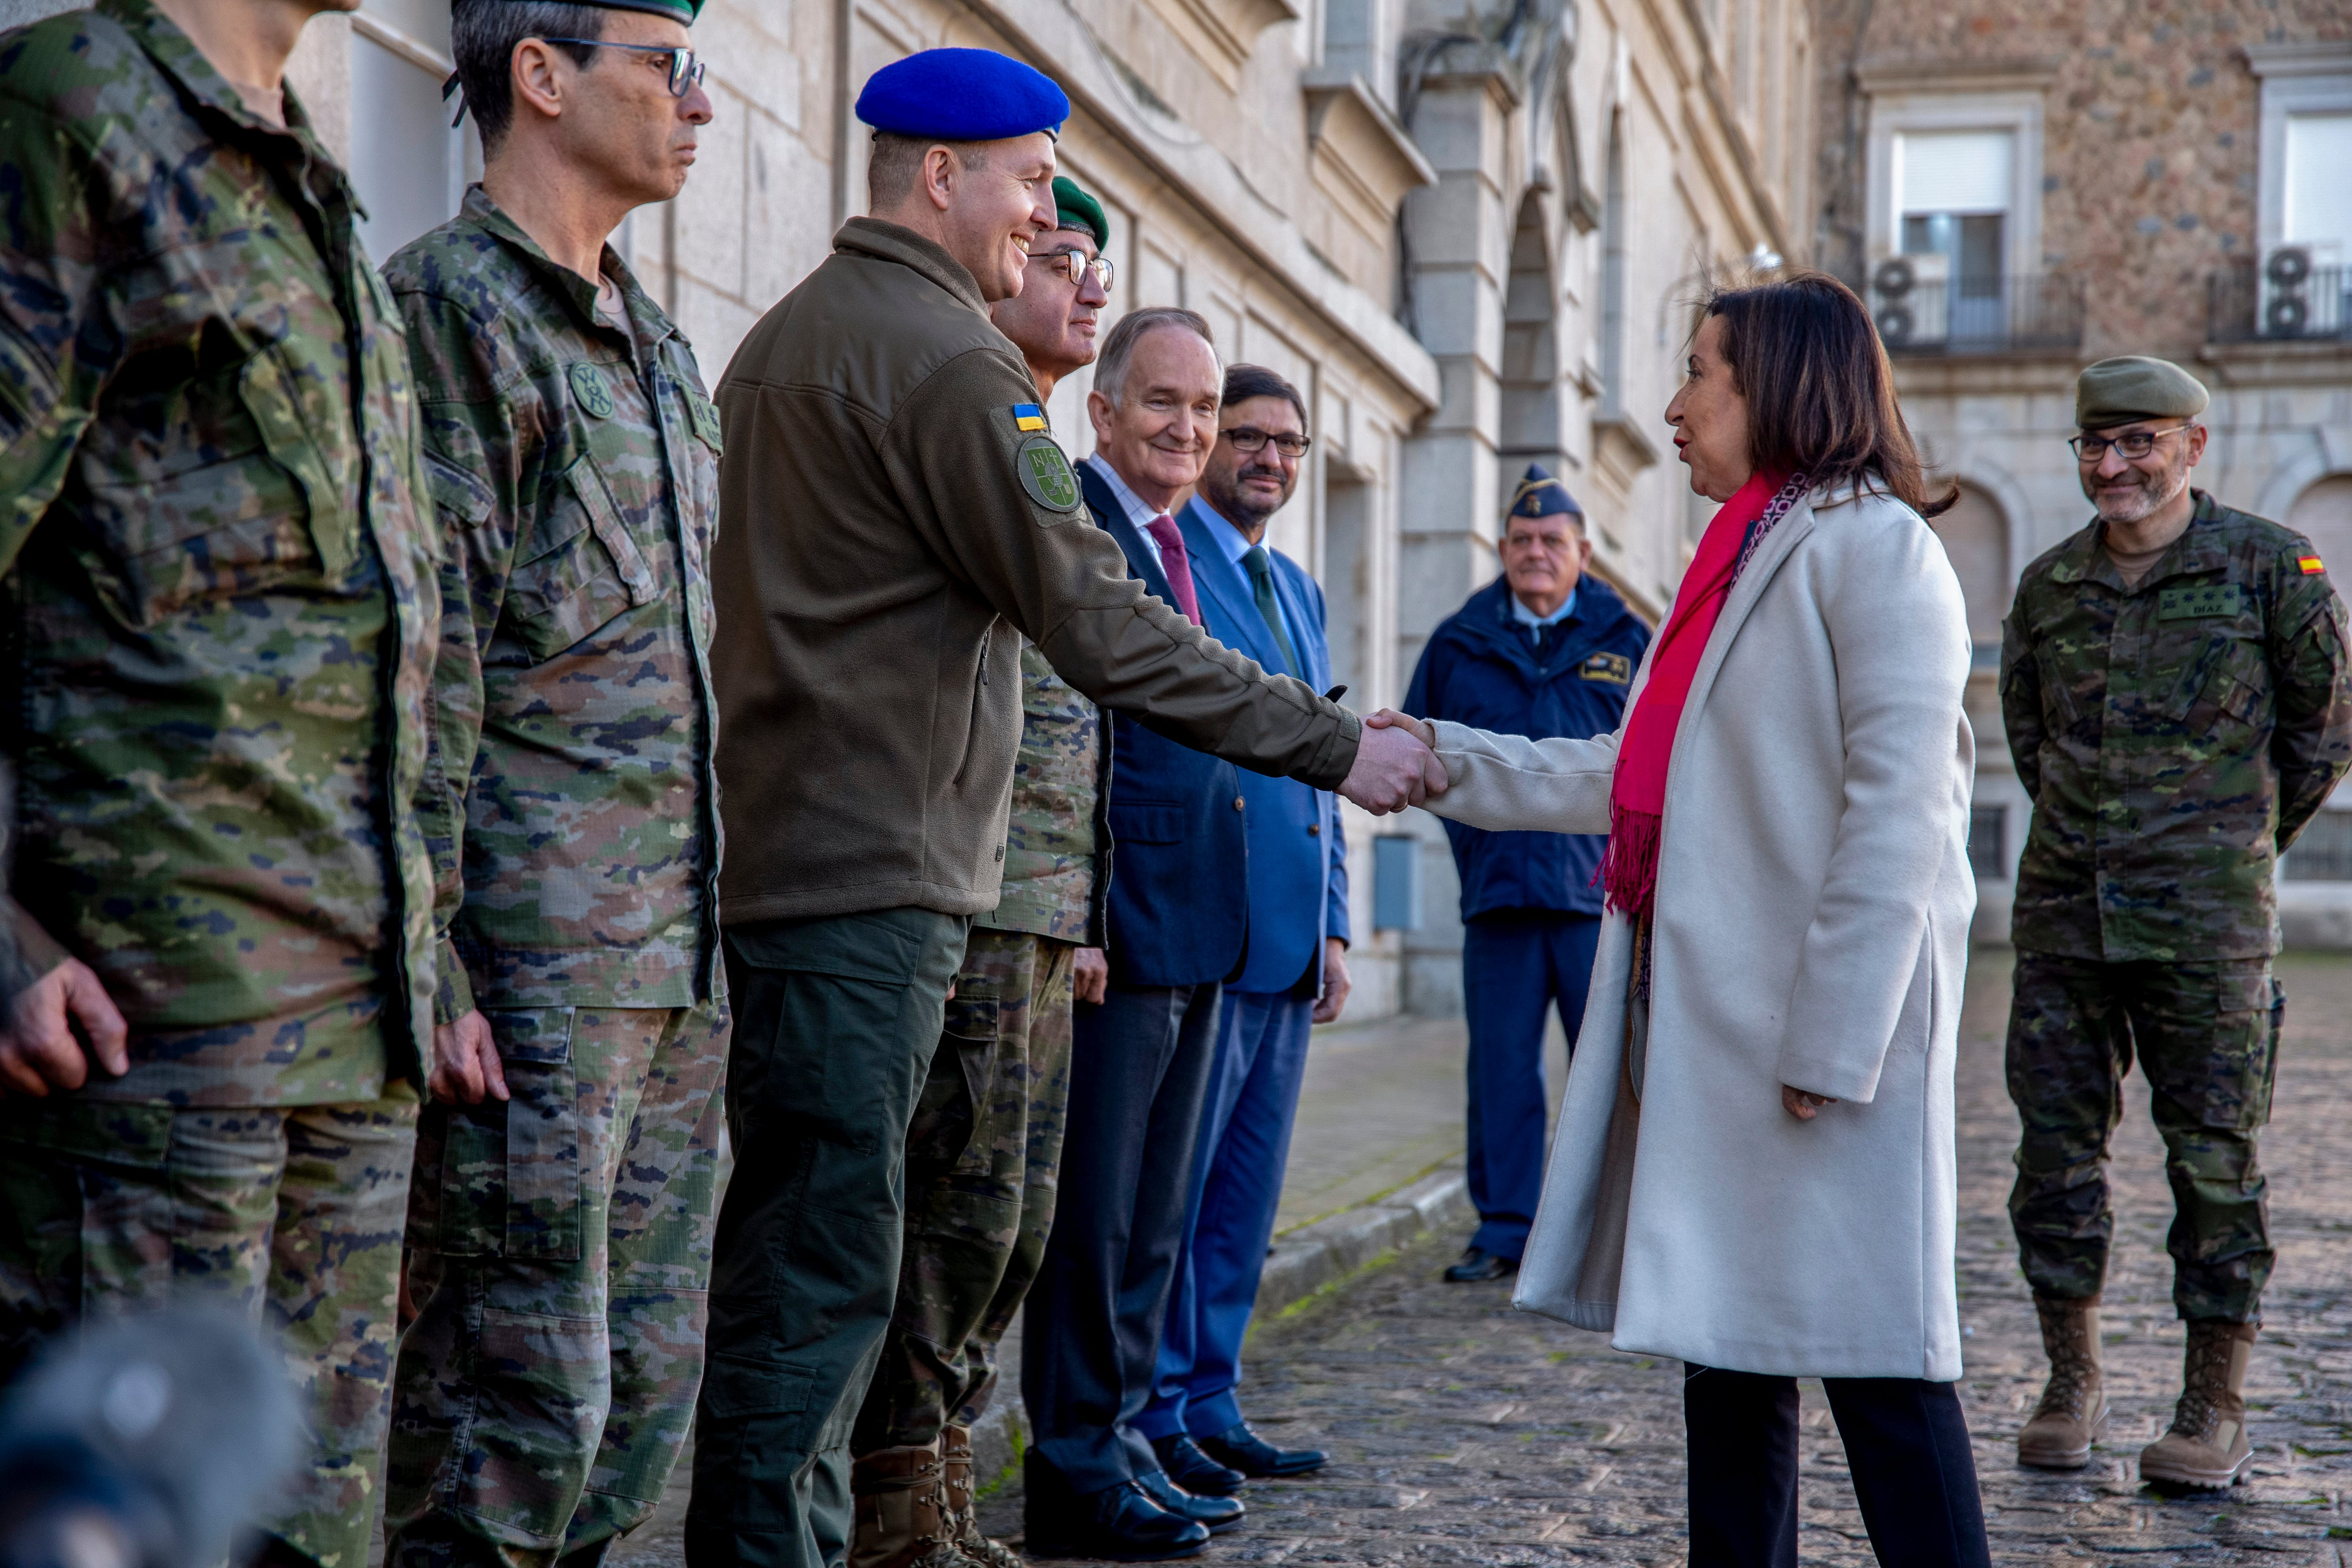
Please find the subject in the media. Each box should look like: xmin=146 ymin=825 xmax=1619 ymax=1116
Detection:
xmin=1242 ymin=544 xmax=1302 ymax=677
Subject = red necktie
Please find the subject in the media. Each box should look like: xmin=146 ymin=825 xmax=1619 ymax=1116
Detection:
xmin=1144 ymin=514 xmax=1202 ymax=626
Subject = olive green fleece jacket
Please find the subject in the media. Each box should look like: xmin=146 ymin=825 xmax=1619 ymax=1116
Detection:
xmin=711 ymin=218 xmax=1361 ymax=925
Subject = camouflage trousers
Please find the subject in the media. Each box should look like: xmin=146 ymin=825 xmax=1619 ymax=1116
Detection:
xmin=0 ymin=1086 xmax=421 ymax=1568
xmin=387 ymin=1001 xmax=730 ymax=1568
xmin=852 ymin=931 xmax=1077 ymax=1454
xmin=2006 ymin=953 xmax=2281 ymax=1322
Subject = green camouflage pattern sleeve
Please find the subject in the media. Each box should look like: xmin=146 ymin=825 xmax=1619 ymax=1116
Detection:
xmin=0 ymin=0 xmax=440 ymax=1102
xmin=2265 ymin=551 xmax=2352 ymax=851
xmin=2001 ymin=598 xmax=2047 ymax=803
xmin=974 ymin=644 xmax=1102 ymax=943
xmin=387 ymin=189 xmax=723 ymax=1016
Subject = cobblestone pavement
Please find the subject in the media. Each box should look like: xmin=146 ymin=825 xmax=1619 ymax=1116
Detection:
xmin=977 ymin=950 xmax=2352 ymax=1565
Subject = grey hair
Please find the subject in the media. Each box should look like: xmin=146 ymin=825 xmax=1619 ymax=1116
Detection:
xmin=450 ymin=0 xmax=607 ymax=153
xmin=1092 ymin=307 xmax=1218 ymax=405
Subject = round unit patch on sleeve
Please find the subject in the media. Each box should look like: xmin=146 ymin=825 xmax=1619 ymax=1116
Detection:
xmin=1015 ymin=434 xmax=1081 ymax=512
xmin=569 ymin=363 xmax=615 ymax=420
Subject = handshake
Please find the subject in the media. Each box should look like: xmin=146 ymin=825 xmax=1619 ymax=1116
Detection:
xmin=1336 ymin=710 xmax=1447 ymax=815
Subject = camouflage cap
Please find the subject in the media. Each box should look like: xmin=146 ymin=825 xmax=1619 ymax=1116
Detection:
xmin=2076 ymin=355 xmax=2209 ymax=430
xmin=1054 ymin=177 xmax=1110 ymax=249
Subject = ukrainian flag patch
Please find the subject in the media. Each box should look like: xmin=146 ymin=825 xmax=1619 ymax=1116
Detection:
xmin=2299 ymin=555 xmax=2326 ymax=575
xmin=1012 ymin=403 xmax=1047 ymax=431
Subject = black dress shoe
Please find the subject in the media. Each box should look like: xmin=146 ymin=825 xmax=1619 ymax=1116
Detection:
xmin=1199 ymin=1420 xmax=1326 ymax=1478
xmin=1023 ymin=1452 xmax=1208 ymax=1562
xmin=1443 ymin=1246 xmax=1519 ymax=1283
xmin=1136 ymin=1469 xmax=1246 ymax=1533
xmin=1151 ymin=1433 xmax=1246 ymax=1497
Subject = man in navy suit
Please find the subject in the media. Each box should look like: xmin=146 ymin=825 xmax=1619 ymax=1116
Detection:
xmin=1136 ymin=366 xmax=1344 ymax=1497
xmin=1403 ymin=466 xmax=1651 ymax=1283
xmin=1022 ymin=306 xmax=1252 ymax=1561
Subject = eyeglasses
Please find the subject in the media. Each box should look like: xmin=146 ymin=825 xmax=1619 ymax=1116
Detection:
xmin=2069 ymin=424 xmax=2192 ymax=462
xmin=1036 ymin=248 xmax=1114 ymax=289
xmin=537 ymin=39 xmax=708 ymax=97
xmin=1222 ymin=426 xmax=1311 ymax=460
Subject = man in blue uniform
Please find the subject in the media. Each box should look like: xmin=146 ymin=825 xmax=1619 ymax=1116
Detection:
xmin=1403 ymin=466 xmax=1651 ymax=1283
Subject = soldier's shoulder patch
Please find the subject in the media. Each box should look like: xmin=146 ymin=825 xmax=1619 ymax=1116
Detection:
xmin=2297 ymin=554 xmax=2326 ymax=576
xmin=568 ymin=362 xmax=614 ymax=420
xmin=1578 ymin=651 xmax=1631 ymax=684
xmin=1015 ymin=435 xmax=1081 ymax=512
xmin=1011 ymin=403 xmax=1048 ymax=432
xmin=2157 ymin=582 xmax=2244 ymax=621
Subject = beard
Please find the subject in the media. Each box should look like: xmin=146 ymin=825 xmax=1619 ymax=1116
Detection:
xmin=2085 ymin=452 xmax=2191 ymax=525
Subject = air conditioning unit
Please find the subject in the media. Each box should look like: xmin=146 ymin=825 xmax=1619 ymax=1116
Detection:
xmin=1870 ymin=252 xmax=1951 ymax=347
xmin=2261 ymin=243 xmax=2343 ymax=338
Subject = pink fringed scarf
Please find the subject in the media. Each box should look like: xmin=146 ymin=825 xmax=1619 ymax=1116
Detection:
xmin=1598 ymin=470 xmax=1808 ymax=920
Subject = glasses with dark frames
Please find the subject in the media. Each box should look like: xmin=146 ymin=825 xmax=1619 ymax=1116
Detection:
xmin=1222 ymin=426 xmax=1311 ymax=460
xmin=2069 ymin=425 xmax=2191 ymax=462
xmin=442 ymin=40 xmax=706 ymax=125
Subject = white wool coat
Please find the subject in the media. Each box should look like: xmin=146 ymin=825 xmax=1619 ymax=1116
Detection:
xmin=1424 ymin=481 xmax=1976 ymax=1380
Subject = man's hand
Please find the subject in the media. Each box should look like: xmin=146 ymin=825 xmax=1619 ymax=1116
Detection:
xmin=0 ymin=958 xmax=128 ymax=1098
xmin=1311 ymin=937 xmax=1351 ymax=1024
xmin=1365 ymin=708 xmax=1436 ymax=748
xmin=429 ymin=1009 xmax=509 ymax=1106
xmin=1781 ymin=1084 xmax=1836 ymax=1121
xmin=1073 ymin=946 xmax=1109 ymax=1006
xmin=1339 ymin=717 xmax=1447 ymax=815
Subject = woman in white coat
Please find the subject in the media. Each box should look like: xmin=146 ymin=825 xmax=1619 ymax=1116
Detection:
xmin=1374 ymin=273 xmax=1990 ymax=1568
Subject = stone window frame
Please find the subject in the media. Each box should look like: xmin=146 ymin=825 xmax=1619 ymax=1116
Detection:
xmin=1856 ymin=64 xmax=2055 ymax=282
xmin=2244 ymin=42 xmax=2352 ymax=258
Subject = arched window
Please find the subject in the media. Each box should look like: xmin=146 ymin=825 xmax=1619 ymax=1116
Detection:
xmin=1498 ymin=193 xmax=1561 ymax=481
xmin=1934 ymin=481 xmax=2010 ymax=662
xmin=2287 ymin=473 xmax=2352 ymax=579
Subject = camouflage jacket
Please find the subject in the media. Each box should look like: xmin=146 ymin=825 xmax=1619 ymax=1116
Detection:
xmin=976 ymin=644 xmax=1109 ymax=946
xmin=0 ymin=0 xmax=439 ymax=1104
xmin=388 ymin=188 xmax=723 ymax=1020
xmin=2001 ymin=491 xmax=2352 ymax=961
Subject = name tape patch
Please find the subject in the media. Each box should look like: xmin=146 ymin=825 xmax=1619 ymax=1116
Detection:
xmin=2157 ymin=583 xmax=2244 ymax=621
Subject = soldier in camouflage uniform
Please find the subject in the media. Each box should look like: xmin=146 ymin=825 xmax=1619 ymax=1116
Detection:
xmin=380 ymin=4 xmax=726 ymax=1566
xmin=0 ymin=5 xmax=443 ymax=1567
xmin=844 ymin=178 xmax=1116 ymax=1568
xmin=2001 ymin=356 xmax=2352 ymax=1489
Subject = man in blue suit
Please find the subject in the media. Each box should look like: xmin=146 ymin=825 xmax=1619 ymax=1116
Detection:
xmin=1403 ymin=466 xmax=1651 ymax=1284
xmin=1136 ymin=364 xmax=1346 ymax=1497
xmin=1023 ymin=306 xmax=1252 ymax=1561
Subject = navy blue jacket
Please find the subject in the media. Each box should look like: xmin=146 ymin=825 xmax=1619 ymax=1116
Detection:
xmin=1178 ymin=500 xmax=1348 ymax=994
xmin=1079 ymin=460 xmax=1250 ymax=987
xmin=1404 ymin=574 xmax=1651 ymax=919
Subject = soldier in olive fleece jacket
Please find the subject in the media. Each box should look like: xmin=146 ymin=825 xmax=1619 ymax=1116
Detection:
xmin=687 ymin=212 xmax=1368 ymax=1568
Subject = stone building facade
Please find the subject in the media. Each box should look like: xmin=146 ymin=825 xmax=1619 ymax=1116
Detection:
xmin=0 ymin=0 xmax=1810 ymax=1019
xmin=1808 ymin=0 xmax=2352 ymax=945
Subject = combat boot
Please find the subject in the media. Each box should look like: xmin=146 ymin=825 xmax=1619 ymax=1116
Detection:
xmin=850 ymin=1442 xmax=980 ymax=1568
xmin=2139 ymin=1319 xmax=2259 ymax=1489
xmin=2017 ymin=1293 xmax=2107 ymax=1469
xmin=939 ymin=1425 xmax=1020 ymax=1568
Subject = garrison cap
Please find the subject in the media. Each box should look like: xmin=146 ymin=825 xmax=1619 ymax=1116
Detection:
xmin=2075 ymin=356 xmax=2209 ymax=430
xmin=1054 ymin=177 xmax=1110 ymax=249
xmin=856 ymin=49 xmax=1069 ymax=142
xmin=1506 ymin=462 xmax=1583 ymax=521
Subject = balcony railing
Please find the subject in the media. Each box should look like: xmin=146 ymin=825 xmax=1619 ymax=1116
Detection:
xmin=1867 ymin=262 xmax=2086 ymax=355
xmin=2208 ymin=252 xmax=2352 ymax=343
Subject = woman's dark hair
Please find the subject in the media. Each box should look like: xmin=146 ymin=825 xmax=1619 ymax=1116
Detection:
xmin=1702 ymin=270 xmax=1955 ymax=518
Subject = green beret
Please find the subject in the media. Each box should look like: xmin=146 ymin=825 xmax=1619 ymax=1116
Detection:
xmin=2076 ymin=356 xmax=2209 ymax=430
xmin=1053 ymin=176 xmax=1109 ymax=249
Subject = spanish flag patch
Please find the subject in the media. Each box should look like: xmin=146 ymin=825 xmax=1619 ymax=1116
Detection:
xmin=2299 ymin=555 xmax=2326 ymax=575
xmin=1012 ymin=403 xmax=1047 ymax=432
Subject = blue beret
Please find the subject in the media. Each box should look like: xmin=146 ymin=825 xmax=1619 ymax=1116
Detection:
xmin=1507 ymin=462 xmax=1582 ymax=520
xmin=856 ymin=49 xmax=1070 ymax=142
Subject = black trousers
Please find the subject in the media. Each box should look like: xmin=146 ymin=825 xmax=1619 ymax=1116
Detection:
xmin=1022 ymin=980 xmax=1222 ymax=1494
xmin=1683 ymin=1365 xmax=1990 ymax=1568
